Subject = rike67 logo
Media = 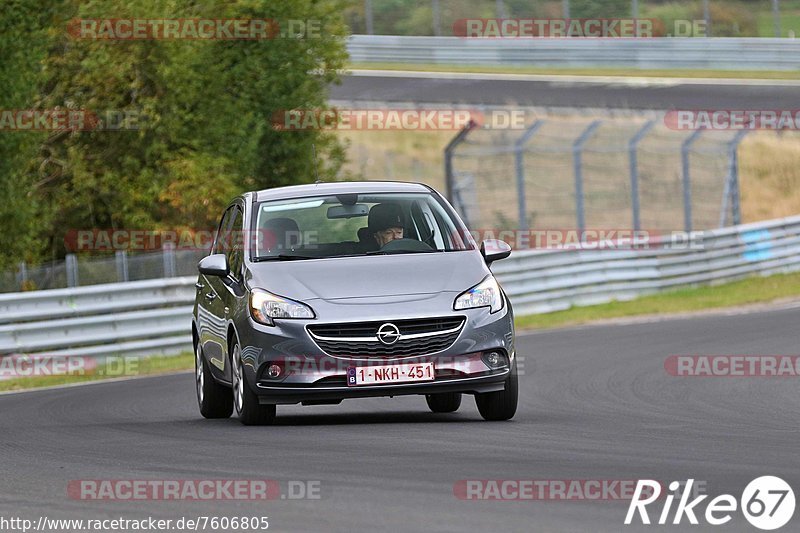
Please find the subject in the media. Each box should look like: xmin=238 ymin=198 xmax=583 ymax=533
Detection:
xmin=626 ymin=477 xmax=795 ymax=530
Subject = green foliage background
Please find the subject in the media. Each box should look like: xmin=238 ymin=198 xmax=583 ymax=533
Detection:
xmin=0 ymin=0 xmax=349 ymax=268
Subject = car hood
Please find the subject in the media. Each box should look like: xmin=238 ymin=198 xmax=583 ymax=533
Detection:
xmin=247 ymin=251 xmax=489 ymax=302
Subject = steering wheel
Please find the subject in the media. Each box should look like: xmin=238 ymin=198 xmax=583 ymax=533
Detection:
xmin=379 ymin=238 xmax=433 ymax=252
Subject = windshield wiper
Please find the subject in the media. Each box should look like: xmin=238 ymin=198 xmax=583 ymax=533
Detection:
xmin=365 ymin=249 xmax=438 ymax=256
xmin=253 ymin=254 xmax=318 ymax=261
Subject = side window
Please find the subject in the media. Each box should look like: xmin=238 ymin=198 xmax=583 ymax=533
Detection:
xmin=212 ymin=207 xmax=234 ymax=255
xmin=228 ymin=207 xmax=244 ymax=281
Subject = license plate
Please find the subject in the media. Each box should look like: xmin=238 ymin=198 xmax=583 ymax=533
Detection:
xmin=347 ymin=362 xmax=435 ymax=387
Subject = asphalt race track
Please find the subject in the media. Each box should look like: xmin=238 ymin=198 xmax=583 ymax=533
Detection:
xmin=2 ymin=305 xmax=799 ymax=532
xmin=333 ymin=71 xmax=800 ymax=110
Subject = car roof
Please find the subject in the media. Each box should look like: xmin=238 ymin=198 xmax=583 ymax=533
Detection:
xmin=252 ymin=181 xmax=433 ymax=202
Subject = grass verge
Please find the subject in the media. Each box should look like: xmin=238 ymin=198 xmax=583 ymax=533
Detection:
xmin=0 ymin=352 xmax=193 ymax=393
xmin=515 ymin=271 xmax=800 ymax=331
xmin=349 ymin=62 xmax=800 ymax=80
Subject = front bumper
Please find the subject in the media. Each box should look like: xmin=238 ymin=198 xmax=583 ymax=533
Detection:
xmin=236 ymin=293 xmax=515 ymax=405
xmin=255 ymin=369 xmax=510 ymax=404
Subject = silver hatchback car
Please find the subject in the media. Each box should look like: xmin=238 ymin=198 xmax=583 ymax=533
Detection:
xmin=192 ymin=181 xmax=517 ymax=425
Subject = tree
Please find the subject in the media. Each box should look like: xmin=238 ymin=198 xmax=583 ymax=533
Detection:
xmin=2 ymin=0 xmax=349 ymax=263
xmin=0 ymin=0 xmax=56 ymax=269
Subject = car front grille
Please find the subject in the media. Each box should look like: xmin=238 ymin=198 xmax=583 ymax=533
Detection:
xmin=307 ymin=316 xmax=465 ymax=358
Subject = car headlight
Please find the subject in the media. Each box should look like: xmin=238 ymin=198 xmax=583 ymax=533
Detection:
xmin=453 ymin=275 xmax=504 ymax=313
xmin=250 ymin=289 xmax=315 ymax=326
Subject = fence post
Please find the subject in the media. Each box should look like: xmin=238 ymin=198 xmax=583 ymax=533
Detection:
xmin=628 ymin=120 xmax=656 ymax=231
xmin=162 ymin=243 xmax=176 ymax=278
xmin=365 ymin=0 xmax=373 ymax=35
xmin=719 ymin=130 xmax=749 ymax=227
xmin=18 ymin=261 xmax=27 ymax=290
xmin=116 ymin=250 xmax=129 ymax=282
xmin=703 ymin=0 xmax=711 ymax=37
xmin=496 ymin=0 xmax=507 ymax=18
xmin=681 ymin=129 xmax=704 ymax=233
xmin=514 ymin=120 xmax=546 ymax=231
xmin=444 ymin=119 xmax=479 ymax=205
xmin=773 ymin=0 xmax=782 ymax=38
xmin=573 ymin=120 xmax=602 ymax=232
xmin=65 ymin=254 xmax=79 ymax=288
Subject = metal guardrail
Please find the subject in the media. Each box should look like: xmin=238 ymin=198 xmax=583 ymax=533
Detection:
xmin=0 ymin=277 xmax=195 ymax=358
xmin=1 ymin=215 xmax=799 ymax=358
xmin=347 ymin=35 xmax=800 ymax=70
xmin=492 ymin=215 xmax=800 ymax=315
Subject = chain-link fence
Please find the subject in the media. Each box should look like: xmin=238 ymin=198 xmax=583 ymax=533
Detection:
xmin=445 ymin=116 xmax=748 ymax=236
xmin=3 ymin=247 xmax=208 ymax=293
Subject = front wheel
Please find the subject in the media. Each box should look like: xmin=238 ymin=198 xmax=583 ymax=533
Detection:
xmin=231 ymin=341 xmax=276 ymax=426
xmin=196 ymin=343 xmax=233 ymax=419
xmin=425 ymin=392 xmax=462 ymax=413
xmin=475 ymin=359 xmax=518 ymax=421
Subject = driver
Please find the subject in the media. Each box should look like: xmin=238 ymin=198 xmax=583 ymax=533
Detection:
xmin=368 ymin=203 xmax=405 ymax=247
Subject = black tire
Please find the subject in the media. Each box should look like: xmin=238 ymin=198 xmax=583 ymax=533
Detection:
xmin=231 ymin=341 xmax=276 ymax=426
xmin=475 ymin=359 xmax=518 ymax=421
xmin=195 ymin=343 xmax=233 ymax=419
xmin=425 ymin=392 xmax=462 ymax=413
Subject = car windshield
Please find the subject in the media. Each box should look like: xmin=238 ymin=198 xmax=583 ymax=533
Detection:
xmin=251 ymin=192 xmax=474 ymax=261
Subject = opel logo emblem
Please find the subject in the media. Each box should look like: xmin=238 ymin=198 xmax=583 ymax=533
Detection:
xmin=376 ymin=323 xmax=401 ymax=345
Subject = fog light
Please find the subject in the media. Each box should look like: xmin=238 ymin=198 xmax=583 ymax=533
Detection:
xmin=267 ymin=364 xmax=282 ymax=378
xmin=482 ymin=351 xmax=507 ymax=369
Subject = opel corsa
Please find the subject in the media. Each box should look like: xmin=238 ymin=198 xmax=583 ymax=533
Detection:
xmin=192 ymin=181 xmax=517 ymax=425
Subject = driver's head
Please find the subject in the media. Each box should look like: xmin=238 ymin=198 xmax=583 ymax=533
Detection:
xmin=368 ymin=203 xmax=404 ymax=247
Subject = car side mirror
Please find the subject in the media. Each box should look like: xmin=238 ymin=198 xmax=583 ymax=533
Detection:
xmin=481 ymin=239 xmax=511 ymax=265
xmin=198 ymin=253 xmax=229 ymax=277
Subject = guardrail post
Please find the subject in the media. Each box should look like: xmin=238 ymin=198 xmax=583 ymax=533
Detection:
xmin=65 ymin=254 xmax=79 ymax=288
xmin=573 ymin=120 xmax=602 ymax=232
xmin=116 ymin=250 xmax=129 ymax=282
xmin=628 ymin=120 xmax=655 ymax=231
xmin=444 ymin=119 xmax=479 ymax=206
xmin=720 ymin=130 xmax=749 ymax=227
xmin=514 ymin=120 xmax=546 ymax=232
xmin=681 ymin=129 xmax=704 ymax=233
xmin=162 ymin=243 xmax=176 ymax=278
